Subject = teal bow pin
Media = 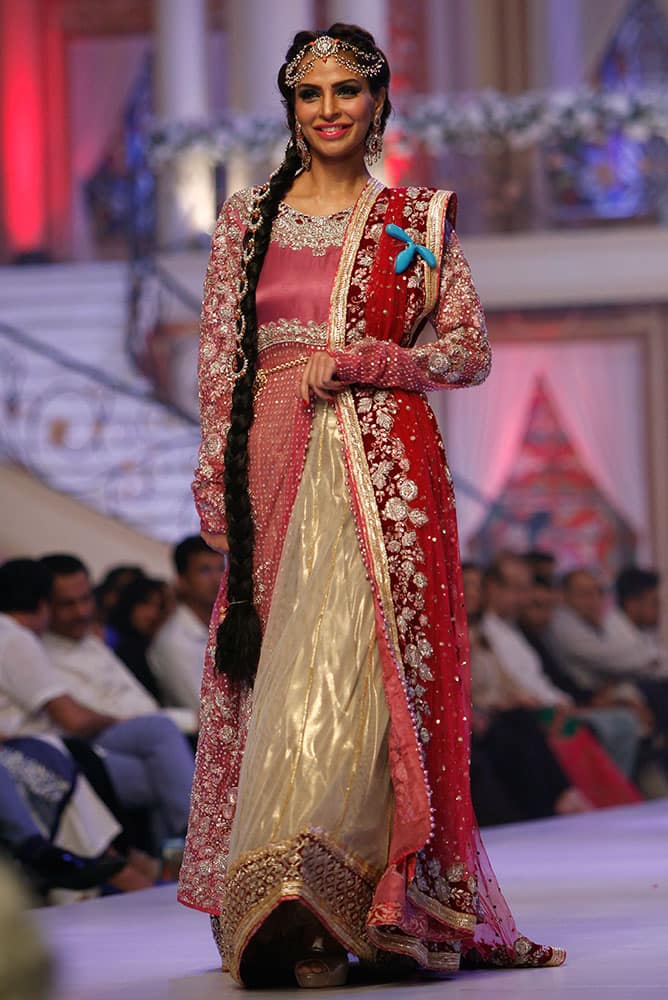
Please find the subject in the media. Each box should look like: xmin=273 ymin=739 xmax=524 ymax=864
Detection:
xmin=386 ymin=223 xmax=437 ymax=274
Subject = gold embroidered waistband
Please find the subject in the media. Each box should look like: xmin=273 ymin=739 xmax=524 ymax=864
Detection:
xmin=254 ymin=356 xmax=309 ymax=399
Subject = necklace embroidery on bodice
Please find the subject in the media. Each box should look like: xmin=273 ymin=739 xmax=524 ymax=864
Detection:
xmin=271 ymin=203 xmax=351 ymax=255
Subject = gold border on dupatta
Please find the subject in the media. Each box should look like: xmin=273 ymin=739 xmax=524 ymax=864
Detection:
xmin=406 ymin=883 xmax=478 ymax=933
xmin=367 ymin=925 xmax=461 ymax=972
xmin=423 ymin=189 xmax=452 ymax=315
xmin=409 ymin=188 xmax=453 ymax=338
xmin=327 ymin=179 xmax=404 ymax=675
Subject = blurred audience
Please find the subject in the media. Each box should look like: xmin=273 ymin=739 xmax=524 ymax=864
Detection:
xmin=463 ymin=563 xmax=590 ymax=822
xmin=612 ymin=568 xmax=668 ymax=737
xmin=479 ymin=554 xmax=571 ymax=708
xmin=149 ymin=536 xmax=225 ymax=712
xmin=523 ymin=549 xmax=557 ymax=585
xmin=548 ymin=569 xmax=666 ymax=693
xmin=0 ymin=747 xmax=124 ymax=893
xmin=2 ymin=535 xmax=665 ymax=917
xmin=478 ymin=554 xmax=640 ymax=777
xmin=0 ymin=556 xmax=195 ymax=856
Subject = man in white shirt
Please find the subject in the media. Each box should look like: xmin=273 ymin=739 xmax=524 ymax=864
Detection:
xmin=480 ymin=554 xmax=640 ymax=775
xmin=548 ymin=569 xmax=666 ymax=693
xmin=4 ymin=555 xmax=196 ymax=848
xmin=480 ymin=557 xmax=570 ymax=709
xmin=149 ymin=536 xmax=225 ymax=713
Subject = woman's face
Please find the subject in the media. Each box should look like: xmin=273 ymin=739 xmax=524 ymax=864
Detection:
xmin=130 ymin=591 xmax=165 ymax=637
xmin=294 ymin=58 xmax=384 ymax=166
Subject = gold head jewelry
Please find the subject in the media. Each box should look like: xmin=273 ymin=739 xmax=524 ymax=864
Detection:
xmin=285 ymin=35 xmax=384 ymax=88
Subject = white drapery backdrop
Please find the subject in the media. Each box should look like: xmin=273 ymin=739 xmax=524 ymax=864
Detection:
xmin=432 ymin=337 xmax=651 ymax=560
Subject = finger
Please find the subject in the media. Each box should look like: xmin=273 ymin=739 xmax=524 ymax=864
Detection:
xmin=300 ymin=366 xmax=312 ymax=403
xmin=312 ymin=386 xmax=336 ymax=401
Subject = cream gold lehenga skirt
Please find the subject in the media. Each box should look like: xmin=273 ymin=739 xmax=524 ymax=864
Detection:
xmin=219 ymin=402 xmax=394 ymax=982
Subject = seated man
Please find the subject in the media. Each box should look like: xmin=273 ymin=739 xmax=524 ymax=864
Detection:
xmin=481 ymin=554 xmax=640 ymax=777
xmin=149 ymin=536 xmax=225 ymax=712
xmin=548 ymin=568 xmax=667 ymax=695
xmin=463 ymin=563 xmax=589 ymax=820
xmin=519 ymin=575 xmax=595 ymax=703
xmin=480 ymin=555 xmax=571 ymax=709
xmin=0 ymin=556 xmax=195 ymax=853
xmin=610 ymin=567 xmax=668 ymax=736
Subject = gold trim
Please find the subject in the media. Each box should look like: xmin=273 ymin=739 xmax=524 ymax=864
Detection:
xmin=326 ymin=178 xmax=405 ymax=675
xmin=367 ymin=925 xmax=461 ymax=972
xmin=543 ymin=947 xmax=567 ymax=967
xmin=327 ymin=178 xmax=383 ymax=351
xmin=423 ymin=190 xmax=451 ymax=316
xmin=407 ymin=883 xmax=478 ymax=933
xmin=336 ymin=393 xmax=404 ymax=672
xmin=408 ymin=189 xmax=452 ymax=340
xmin=221 ymin=828 xmax=381 ymax=982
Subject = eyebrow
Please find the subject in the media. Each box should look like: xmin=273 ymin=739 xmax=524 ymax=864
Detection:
xmin=296 ymin=78 xmax=362 ymax=91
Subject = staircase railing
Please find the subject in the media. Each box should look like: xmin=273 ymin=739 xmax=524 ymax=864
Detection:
xmin=0 ymin=320 xmax=200 ymax=542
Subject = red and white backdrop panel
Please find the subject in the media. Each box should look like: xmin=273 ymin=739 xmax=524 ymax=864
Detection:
xmin=434 ymin=335 xmax=651 ymax=562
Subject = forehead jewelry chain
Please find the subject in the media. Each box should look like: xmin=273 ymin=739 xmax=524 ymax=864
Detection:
xmin=285 ymin=35 xmax=384 ymax=88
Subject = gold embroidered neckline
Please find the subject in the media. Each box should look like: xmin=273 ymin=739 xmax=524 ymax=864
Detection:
xmin=279 ymin=202 xmax=353 ymax=221
xmin=271 ymin=202 xmax=352 ymax=256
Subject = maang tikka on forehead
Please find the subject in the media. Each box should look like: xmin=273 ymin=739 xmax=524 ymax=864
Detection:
xmin=285 ymin=35 xmax=384 ymax=88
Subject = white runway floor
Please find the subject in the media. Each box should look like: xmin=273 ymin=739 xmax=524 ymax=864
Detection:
xmin=34 ymin=800 xmax=668 ymax=1000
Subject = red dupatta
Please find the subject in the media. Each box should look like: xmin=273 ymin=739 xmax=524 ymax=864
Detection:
xmin=329 ymin=183 xmax=564 ymax=969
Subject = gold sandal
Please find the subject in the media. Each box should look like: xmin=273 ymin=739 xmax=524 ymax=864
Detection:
xmin=295 ymin=937 xmax=349 ymax=988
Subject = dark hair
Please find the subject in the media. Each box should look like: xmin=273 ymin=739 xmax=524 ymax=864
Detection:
xmin=173 ymin=536 xmax=215 ymax=576
xmin=0 ymin=559 xmax=52 ymax=613
xmin=216 ymin=23 xmax=391 ymax=688
xmin=615 ymin=566 xmax=660 ymax=608
xmin=482 ymin=565 xmax=505 ymax=588
xmin=40 ymin=554 xmax=89 ymax=591
xmin=98 ymin=565 xmax=145 ymax=592
xmin=524 ymin=549 xmax=556 ymax=568
xmin=461 ymin=561 xmax=482 ymax=574
xmin=532 ymin=574 xmax=554 ymax=591
xmin=107 ymin=577 xmax=166 ymax=635
xmin=561 ymin=568 xmax=596 ymax=592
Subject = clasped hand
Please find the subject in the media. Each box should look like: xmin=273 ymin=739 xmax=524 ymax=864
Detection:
xmin=299 ymin=351 xmax=346 ymax=404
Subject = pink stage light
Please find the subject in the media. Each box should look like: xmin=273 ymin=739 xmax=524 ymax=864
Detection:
xmin=1 ymin=0 xmax=46 ymax=252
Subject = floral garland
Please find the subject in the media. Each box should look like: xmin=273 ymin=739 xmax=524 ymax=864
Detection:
xmin=146 ymin=87 xmax=668 ymax=167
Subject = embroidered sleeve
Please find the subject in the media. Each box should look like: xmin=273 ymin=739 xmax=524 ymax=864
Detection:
xmin=191 ymin=196 xmax=245 ymax=535
xmin=330 ymin=226 xmax=491 ymax=392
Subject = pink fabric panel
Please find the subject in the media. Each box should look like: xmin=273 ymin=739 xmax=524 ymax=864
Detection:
xmin=256 ymin=241 xmax=340 ymax=327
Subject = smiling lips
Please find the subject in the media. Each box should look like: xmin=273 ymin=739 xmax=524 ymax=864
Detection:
xmin=314 ymin=124 xmax=352 ymax=140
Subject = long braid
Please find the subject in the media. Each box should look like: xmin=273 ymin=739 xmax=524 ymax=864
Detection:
xmin=215 ymin=23 xmax=391 ymax=688
xmin=215 ymin=143 xmax=301 ymax=686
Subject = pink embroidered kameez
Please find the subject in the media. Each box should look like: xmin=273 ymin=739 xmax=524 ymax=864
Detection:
xmin=178 ymin=180 xmax=565 ymax=982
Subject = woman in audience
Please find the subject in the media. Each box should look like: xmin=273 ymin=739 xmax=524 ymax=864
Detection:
xmin=107 ymin=578 xmax=169 ymax=701
xmin=94 ymin=565 xmax=146 ymax=646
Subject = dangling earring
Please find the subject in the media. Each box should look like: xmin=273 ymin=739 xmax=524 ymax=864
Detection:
xmin=365 ymin=112 xmax=384 ymax=165
xmin=294 ymin=121 xmax=312 ymax=171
